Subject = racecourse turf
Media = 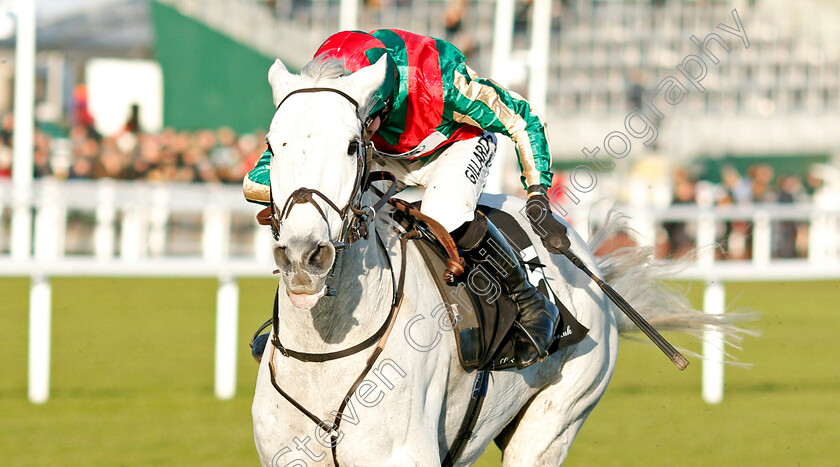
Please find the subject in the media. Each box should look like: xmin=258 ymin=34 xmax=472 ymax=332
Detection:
xmin=1 ymin=278 xmax=838 ymax=466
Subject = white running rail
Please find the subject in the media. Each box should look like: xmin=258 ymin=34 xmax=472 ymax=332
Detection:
xmin=1 ymin=179 xmax=273 ymax=403
xmin=2 ymin=179 xmax=839 ymax=404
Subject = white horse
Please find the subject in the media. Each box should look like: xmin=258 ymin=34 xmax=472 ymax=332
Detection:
xmin=252 ymin=56 xmax=747 ymax=466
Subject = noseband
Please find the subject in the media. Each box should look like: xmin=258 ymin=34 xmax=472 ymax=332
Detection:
xmin=260 ymin=87 xmax=397 ymax=249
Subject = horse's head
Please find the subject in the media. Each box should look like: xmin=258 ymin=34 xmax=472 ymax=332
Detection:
xmin=266 ymin=56 xmax=387 ymax=309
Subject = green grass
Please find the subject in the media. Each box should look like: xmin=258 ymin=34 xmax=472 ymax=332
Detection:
xmin=565 ymin=280 xmax=840 ymax=467
xmin=1 ymin=279 xmax=838 ymax=466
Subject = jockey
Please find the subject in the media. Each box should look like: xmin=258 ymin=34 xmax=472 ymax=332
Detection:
xmin=244 ymin=29 xmax=571 ymax=369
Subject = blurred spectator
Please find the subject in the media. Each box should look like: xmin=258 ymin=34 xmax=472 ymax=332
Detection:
xmin=0 ymin=113 xmax=13 ymax=147
xmin=0 ymin=112 xmax=264 ymax=185
xmin=443 ymin=0 xmax=476 ymax=60
xmin=738 ymin=163 xmax=776 ymax=258
xmin=663 ymin=167 xmax=696 ymax=258
xmin=717 ymin=165 xmax=752 ymax=259
xmin=72 ymin=84 xmax=95 ymax=129
xmin=750 ymin=163 xmax=777 ymax=203
xmin=0 ymin=144 xmax=10 ymax=177
xmin=720 ymin=165 xmax=751 ymax=204
xmin=774 ymin=174 xmax=806 ymax=258
xmin=210 ymin=127 xmax=242 ymax=183
xmin=626 ymin=69 xmax=646 ymax=111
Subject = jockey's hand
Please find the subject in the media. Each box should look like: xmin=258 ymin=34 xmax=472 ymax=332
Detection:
xmin=525 ymin=187 xmax=571 ymax=254
xmin=366 ymin=116 xmax=381 ymax=135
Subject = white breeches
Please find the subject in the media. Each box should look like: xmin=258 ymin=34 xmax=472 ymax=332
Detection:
xmin=377 ymin=132 xmax=497 ymax=232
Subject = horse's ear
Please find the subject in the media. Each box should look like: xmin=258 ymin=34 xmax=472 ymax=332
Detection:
xmin=345 ymin=55 xmax=388 ymax=107
xmin=268 ymin=59 xmax=294 ymax=107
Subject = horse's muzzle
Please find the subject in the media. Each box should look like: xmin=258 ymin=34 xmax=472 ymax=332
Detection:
xmin=274 ymin=240 xmax=336 ymax=277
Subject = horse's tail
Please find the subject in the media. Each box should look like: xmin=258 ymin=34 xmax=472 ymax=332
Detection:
xmin=586 ymin=209 xmax=759 ymax=363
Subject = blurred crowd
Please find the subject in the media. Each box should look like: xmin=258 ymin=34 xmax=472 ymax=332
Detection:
xmin=662 ymin=164 xmax=818 ymax=260
xmin=0 ymin=110 xmax=827 ymax=262
xmin=0 ymin=114 xmax=263 ymax=184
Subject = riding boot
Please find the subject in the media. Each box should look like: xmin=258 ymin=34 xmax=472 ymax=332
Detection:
xmin=251 ymin=332 xmax=269 ymax=363
xmin=454 ymin=212 xmax=560 ymax=369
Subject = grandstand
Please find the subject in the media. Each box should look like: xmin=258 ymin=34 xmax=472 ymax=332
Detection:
xmin=2 ymin=0 xmax=837 ymax=169
xmin=2 ymin=0 xmax=839 ymax=253
xmin=157 ymin=0 xmax=840 ymax=163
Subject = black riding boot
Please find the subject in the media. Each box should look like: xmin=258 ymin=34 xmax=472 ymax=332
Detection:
xmin=454 ymin=213 xmax=560 ymax=369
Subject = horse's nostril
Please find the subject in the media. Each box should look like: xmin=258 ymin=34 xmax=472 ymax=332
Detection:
xmin=305 ymin=242 xmax=335 ymax=274
xmin=274 ymin=245 xmax=291 ymax=272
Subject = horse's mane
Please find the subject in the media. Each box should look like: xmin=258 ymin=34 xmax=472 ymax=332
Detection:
xmin=302 ymin=56 xmax=349 ymax=82
xmin=300 ymin=56 xmax=378 ymax=118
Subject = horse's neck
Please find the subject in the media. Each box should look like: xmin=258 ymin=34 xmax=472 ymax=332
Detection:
xmin=274 ymin=226 xmax=393 ymax=352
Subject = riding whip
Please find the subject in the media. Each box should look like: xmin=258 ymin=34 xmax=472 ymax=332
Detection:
xmin=560 ymin=248 xmax=689 ymax=371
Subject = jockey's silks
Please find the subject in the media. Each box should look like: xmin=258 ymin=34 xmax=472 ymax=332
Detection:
xmin=244 ymin=29 xmax=552 ymax=206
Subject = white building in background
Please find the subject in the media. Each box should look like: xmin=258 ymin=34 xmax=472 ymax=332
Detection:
xmin=0 ymin=0 xmax=152 ymax=126
xmin=85 ymin=58 xmax=162 ymax=136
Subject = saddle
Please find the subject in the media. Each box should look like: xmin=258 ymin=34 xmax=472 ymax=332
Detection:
xmin=389 ymin=200 xmax=588 ymax=372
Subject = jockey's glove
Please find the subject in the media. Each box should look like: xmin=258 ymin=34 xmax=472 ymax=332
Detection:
xmin=525 ymin=186 xmax=571 ymax=254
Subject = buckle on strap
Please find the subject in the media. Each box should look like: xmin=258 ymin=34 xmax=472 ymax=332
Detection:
xmin=271 ymin=337 xmax=290 ymax=358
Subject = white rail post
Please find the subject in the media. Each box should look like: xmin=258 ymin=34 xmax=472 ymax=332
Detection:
xmin=825 ymin=210 xmax=839 ymax=262
xmin=0 ymin=182 xmax=5 ymax=248
xmin=807 ymin=210 xmax=822 ymax=263
xmin=487 ymin=0 xmax=515 ymax=195
xmin=43 ymin=52 xmax=65 ymax=123
xmin=120 ymin=207 xmax=138 ymax=261
xmin=203 ymin=204 xmax=230 ymax=263
xmin=148 ymin=186 xmax=170 ymax=257
xmin=53 ymin=186 xmax=67 ymax=258
xmin=702 ymin=280 xmax=725 ymax=404
xmin=628 ymin=204 xmax=656 ymax=246
xmin=33 ymin=179 xmax=60 ymax=261
xmin=10 ymin=0 xmax=36 ymax=262
xmin=528 ymin=0 xmax=551 ymax=115
xmin=752 ymin=210 xmax=771 ymax=265
xmin=28 ymin=275 xmax=52 ymax=404
xmin=491 ymin=0 xmax=514 ymax=83
xmin=94 ymin=181 xmax=116 ymax=260
xmin=214 ymin=274 xmax=239 ymax=400
xmin=253 ymin=217 xmax=274 ymax=262
xmin=339 ymin=0 xmax=358 ymax=31
xmin=696 ymin=210 xmax=716 ymax=267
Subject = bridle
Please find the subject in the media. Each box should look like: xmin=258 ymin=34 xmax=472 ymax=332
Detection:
xmin=258 ymin=87 xmax=396 ymax=250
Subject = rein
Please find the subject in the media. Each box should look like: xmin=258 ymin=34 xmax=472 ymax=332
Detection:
xmin=266 ymin=229 xmax=417 ymax=467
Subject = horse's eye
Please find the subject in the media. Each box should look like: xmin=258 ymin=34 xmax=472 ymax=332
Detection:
xmin=347 ymin=141 xmax=359 ymax=156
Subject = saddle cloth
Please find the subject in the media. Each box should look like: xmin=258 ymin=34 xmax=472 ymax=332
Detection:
xmin=392 ymin=203 xmax=588 ymax=372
